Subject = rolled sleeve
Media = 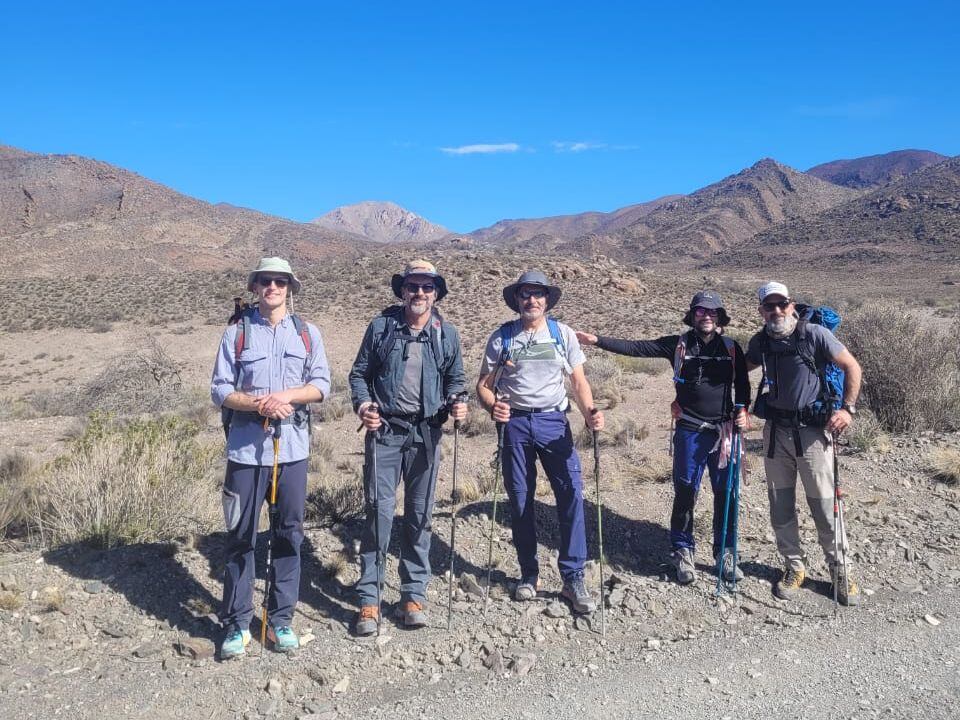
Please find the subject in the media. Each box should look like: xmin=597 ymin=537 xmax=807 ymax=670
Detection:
xmin=305 ymin=324 xmax=331 ymax=399
xmin=211 ymin=327 xmax=239 ymax=408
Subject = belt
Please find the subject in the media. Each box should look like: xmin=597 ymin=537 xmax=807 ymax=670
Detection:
xmin=510 ymin=404 xmax=567 ymax=416
xmin=384 ymin=412 xmax=425 ymax=424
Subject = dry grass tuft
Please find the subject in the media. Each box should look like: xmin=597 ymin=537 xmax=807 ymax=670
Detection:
xmin=846 ymin=409 xmax=892 ymax=454
xmin=40 ymin=586 xmax=66 ymax=612
xmin=458 ymin=402 xmax=496 ymax=438
xmin=452 ymin=476 xmax=482 ymax=504
xmin=322 ymin=550 xmax=352 ymax=581
xmin=1 ymin=451 xmax=40 ymax=541
xmin=306 ymin=463 xmax=365 ymax=526
xmin=34 ymin=413 xmax=221 ymax=548
xmin=927 ymin=447 xmax=960 ymax=485
xmin=612 ymin=355 xmax=663 ymax=376
xmin=626 ymin=454 xmax=673 ymax=484
xmin=0 ymin=590 xmax=24 ymax=611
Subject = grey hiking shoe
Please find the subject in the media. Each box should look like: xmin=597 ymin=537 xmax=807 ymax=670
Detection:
xmin=561 ymin=576 xmax=596 ymax=614
xmin=774 ymin=566 xmax=806 ymax=600
xmin=400 ymin=600 xmax=428 ymax=628
xmin=830 ymin=564 xmax=861 ymax=607
xmin=513 ymin=577 xmax=540 ymax=601
xmin=716 ymin=549 xmax=745 ymax=582
xmin=671 ymin=548 xmax=696 ymax=585
xmin=354 ymin=605 xmax=380 ymax=636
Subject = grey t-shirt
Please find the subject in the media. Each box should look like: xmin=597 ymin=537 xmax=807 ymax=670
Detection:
xmin=395 ymin=341 xmax=423 ymax=414
xmin=746 ymin=323 xmax=845 ymax=411
xmin=480 ymin=319 xmax=586 ymax=410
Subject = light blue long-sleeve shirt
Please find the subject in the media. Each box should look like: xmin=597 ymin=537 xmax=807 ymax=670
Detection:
xmin=211 ymin=310 xmax=331 ymax=465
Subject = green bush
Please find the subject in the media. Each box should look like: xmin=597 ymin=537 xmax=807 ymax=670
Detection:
xmin=843 ymin=302 xmax=960 ymax=433
xmin=35 ymin=413 xmax=221 ymax=548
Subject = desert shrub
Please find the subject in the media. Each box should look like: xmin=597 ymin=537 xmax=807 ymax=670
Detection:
xmin=458 ymin=401 xmax=496 ymax=437
xmin=0 ymin=452 xmax=40 ymax=541
xmin=926 ymin=448 xmax=960 ymax=485
xmin=315 ymin=373 xmax=352 ymax=423
xmin=845 ymin=408 xmax=891 ymax=454
xmin=612 ymin=355 xmax=663 ymax=376
xmin=585 ymin=355 xmax=624 ymax=407
xmin=843 ymin=302 xmax=960 ymax=432
xmin=34 ymin=413 xmax=221 ymax=548
xmin=79 ymin=339 xmax=187 ymax=415
xmin=575 ymin=416 xmax=648 ymax=450
xmin=626 ymin=454 xmax=673 ymax=484
xmin=306 ymin=463 xmax=365 ymax=526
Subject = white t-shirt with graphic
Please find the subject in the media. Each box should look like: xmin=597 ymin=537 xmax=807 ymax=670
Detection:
xmin=480 ymin=319 xmax=585 ymax=410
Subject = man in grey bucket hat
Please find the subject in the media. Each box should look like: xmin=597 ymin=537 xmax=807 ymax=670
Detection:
xmin=211 ymin=256 xmax=331 ymax=658
xmin=577 ymin=290 xmax=750 ymax=586
xmin=476 ymin=269 xmax=604 ymax=614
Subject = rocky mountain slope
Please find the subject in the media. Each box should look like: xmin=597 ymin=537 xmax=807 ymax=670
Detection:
xmin=807 ymin=149 xmax=948 ymax=189
xmin=709 ymin=155 xmax=960 ymax=272
xmin=313 ymin=200 xmax=449 ymax=243
xmin=0 ymin=145 xmax=369 ymax=278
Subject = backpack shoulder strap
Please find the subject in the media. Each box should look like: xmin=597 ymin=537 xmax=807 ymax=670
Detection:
xmin=793 ymin=320 xmax=819 ymax=376
xmin=672 ymin=332 xmax=689 ymax=384
xmin=721 ymin=336 xmax=736 ymax=361
xmin=498 ymin=319 xmax=517 ymax=364
xmin=546 ymin=316 xmax=566 ymax=354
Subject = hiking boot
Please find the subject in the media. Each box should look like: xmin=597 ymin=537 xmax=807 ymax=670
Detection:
xmin=774 ymin=566 xmax=806 ymax=600
xmin=219 ymin=626 xmax=251 ymax=660
xmin=267 ymin=624 xmax=299 ymax=652
xmin=671 ymin=548 xmax=696 ymax=585
xmin=513 ymin=577 xmax=540 ymax=601
xmin=354 ymin=605 xmax=380 ymax=636
xmin=831 ymin=564 xmax=861 ymax=607
xmin=716 ymin=549 xmax=745 ymax=583
xmin=561 ymin=576 xmax=597 ymax=614
xmin=400 ymin=600 xmax=428 ymax=628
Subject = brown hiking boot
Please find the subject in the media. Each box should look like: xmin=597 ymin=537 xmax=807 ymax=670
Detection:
xmin=355 ymin=605 xmax=380 ymax=636
xmin=400 ymin=600 xmax=428 ymax=628
xmin=831 ymin=564 xmax=861 ymax=607
xmin=774 ymin=566 xmax=805 ymax=600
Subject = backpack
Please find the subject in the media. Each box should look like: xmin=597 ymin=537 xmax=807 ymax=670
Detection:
xmin=221 ymin=299 xmax=313 ymax=438
xmin=497 ymin=316 xmax=570 ymax=372
xmin=754 ymin=303 xmax=844 ymax=425
xmin=671 ymin=331 xmax=737 ymax=420
xmin=372 ymin=305 xmax=448 ymax=371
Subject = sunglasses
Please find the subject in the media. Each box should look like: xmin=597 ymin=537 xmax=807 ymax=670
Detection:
xmin=258 ymin=275 xmax=290 ymax=288
xmin=761 ymin=300 xmax=791 ymax=311
xmin=693 ymin=307 xmax=718 ymax=317
xmin=518 ymin=288 xmax=548 ymax=300
xmin=403 ymin=282 xmax=436 ymax=294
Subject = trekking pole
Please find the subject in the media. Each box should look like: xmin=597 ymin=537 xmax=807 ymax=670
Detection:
xmin=715 ymin=405 xmax=743 ymax=596
xmin=591 ymin=409 xmax=605 ymax=638
xmin=668 ymin=417 xmax=675 ymax=457
xmin=832 ymin=431 xmax=850 ymax=615
xmin=260 ymin=418 xmax=281 ymax=651
xmin=447 ymin=391 xmax=469 ymax=632
xmin=368 ymin=403 xmax=383 ymax=635
xmin=482 ymin=417 xmax=506 ymax=619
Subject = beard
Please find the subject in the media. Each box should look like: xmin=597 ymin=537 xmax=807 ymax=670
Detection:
xmin=405 ymin=298 xmax=432 ymax=318
xmin=765 ymin=313 xmax=798 ymax=339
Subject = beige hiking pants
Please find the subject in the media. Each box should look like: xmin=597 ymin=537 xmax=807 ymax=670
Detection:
xmin=763 ymin=423 xmax=849 ymax=572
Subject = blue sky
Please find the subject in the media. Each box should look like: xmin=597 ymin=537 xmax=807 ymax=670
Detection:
xmin=2 ymin=1 xmax=957 ymax=231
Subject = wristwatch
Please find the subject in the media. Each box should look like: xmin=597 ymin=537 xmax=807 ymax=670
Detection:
xmin=841 ymin=403 xmax=857 ymax=415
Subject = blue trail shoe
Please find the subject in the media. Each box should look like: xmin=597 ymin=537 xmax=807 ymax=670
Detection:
xmin=267 ymin=625 xmax=299 ymax=652
xmin=219 ymin=627 xmax=251 ymax=660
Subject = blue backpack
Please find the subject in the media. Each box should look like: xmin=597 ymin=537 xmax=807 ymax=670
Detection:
xmin=498 ymin=317 xmax=568 ymax=367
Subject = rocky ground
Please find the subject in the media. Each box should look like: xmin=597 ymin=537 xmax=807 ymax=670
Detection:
xmin=2 ymin=419 xmax=958 ymax=720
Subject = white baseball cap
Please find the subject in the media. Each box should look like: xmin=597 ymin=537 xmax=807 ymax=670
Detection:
xmin=758 ymin=281 xmax=790 ymax=303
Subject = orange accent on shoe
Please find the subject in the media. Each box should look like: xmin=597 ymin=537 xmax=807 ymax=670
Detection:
xmin=402 ymin=600 xmax=424 ymax=613
xmin=359 ymin=605 xmax=380 ymax=620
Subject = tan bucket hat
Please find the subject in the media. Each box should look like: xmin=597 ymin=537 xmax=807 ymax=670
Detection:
xmin=390 ymin=259 xmax=448 ymax=301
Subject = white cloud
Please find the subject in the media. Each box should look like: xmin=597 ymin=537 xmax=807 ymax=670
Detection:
xmin=552 ymin=141 xmax=605 ymax=153
xmin=440 ymin=143 xmax=521 ymax=155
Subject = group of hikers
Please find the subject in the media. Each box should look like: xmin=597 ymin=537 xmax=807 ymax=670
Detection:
xmin=210 ymin=256 xmax=863 ymax=659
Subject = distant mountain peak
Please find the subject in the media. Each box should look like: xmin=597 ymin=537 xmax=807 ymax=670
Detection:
xmin=807 ymin=149 xmax=948 ymax=189
xmin=312 ymin=201 xmax=449 ymax=244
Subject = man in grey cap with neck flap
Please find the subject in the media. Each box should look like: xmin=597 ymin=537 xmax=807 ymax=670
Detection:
xmin=745 ymin=281 xmax=863 ymax=606
xmin=349 ymin=259 xmax=467 ymax=635
xmin=577 ymin=290 xmax=750 ymax=586
xmin=476 ymin=269 xmax=604 ymax=614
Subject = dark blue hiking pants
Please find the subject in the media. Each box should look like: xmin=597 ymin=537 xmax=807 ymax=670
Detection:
xmin=219 ymin=459 xmax=307 ymax=630
xmin=501 ymin=410 xmax=587 ymax=583
xmin=671 ymin=425 xmax=734 ymax=555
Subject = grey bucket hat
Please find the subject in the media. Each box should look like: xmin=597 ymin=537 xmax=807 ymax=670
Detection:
xmin=502 ymin=269 xmax=562 ymax=313
xmin=682 ymin=290 xmax=730 ymax=327
xmin=390 ymin=259 xmax=449 ymax=301
xmin=246 ymin=257 xmax=302 ymax=295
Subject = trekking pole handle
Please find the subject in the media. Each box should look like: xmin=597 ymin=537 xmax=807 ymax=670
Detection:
xmin=357 ymin=402 xmax=380 ymax=433
xmin=448 ymin=391 xmax=469 ymax=430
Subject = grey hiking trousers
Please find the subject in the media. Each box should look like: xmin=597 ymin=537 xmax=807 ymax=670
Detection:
xmin=356 ymin=419 xmax=443 ymax=606
xmin=763 ymin=423 xmax=850 ymax=571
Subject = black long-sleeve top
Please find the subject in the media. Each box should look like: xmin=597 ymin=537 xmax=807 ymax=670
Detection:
xmin=596 ymin=331 xmax=750 ymax=429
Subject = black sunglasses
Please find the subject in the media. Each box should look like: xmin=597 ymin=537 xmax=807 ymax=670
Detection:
xmin=761 ymin=300 xmax=791 ymax=311
xmin=258 ymin=275 xmax=290 ymax=288
xmin=403 ymin=282 xmax=436 ymax=294
xmin=518 ymin=288 xmax=548 ymax=300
